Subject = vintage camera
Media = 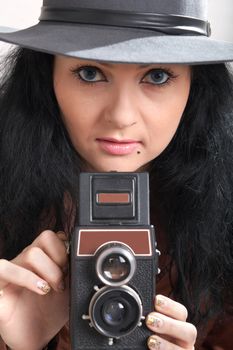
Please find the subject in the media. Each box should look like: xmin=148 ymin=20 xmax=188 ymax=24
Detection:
xmin=70 ymin=172 xmax=160 ymax=350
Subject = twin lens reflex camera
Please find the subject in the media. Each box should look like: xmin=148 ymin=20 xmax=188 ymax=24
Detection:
xmin=70 ymin=172 xmax=160 ymax=350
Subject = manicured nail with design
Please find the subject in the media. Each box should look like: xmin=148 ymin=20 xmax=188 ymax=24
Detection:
xmin=64 ymin=240 xmax=70 ymax=255
xmin=37 ymin=280 xmax=51 ymax=294
xmin=147 ymin=336 xmax=162 ymax=349
xmin=146 ymin=314 xmax=163 ymax=328
xmin=155 ymin=295 xmax=166 ymax=308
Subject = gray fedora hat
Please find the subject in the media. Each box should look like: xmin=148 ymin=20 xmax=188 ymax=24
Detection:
xmin=0 ymin=0 xmax=233 ymax=64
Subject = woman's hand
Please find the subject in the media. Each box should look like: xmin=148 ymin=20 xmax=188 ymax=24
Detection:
xmin=146 ymin=295 xmax=197 ymax=349
xmin=0 ymin=230 xmax=69 ymax=350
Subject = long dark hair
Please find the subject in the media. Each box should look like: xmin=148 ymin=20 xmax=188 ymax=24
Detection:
xmin=0 ymin=48 xmax=232 ymax=328
xmin=150 ymin=62 xmax=233 ymax=325
xmin=0 ymin=48 xmax=80 ymax=257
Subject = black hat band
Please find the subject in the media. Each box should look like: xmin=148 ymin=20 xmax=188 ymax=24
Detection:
xmin=39 ymin=7 xmax=211 ymax=37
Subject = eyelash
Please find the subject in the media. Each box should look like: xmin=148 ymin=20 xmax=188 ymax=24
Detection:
xmin=71 ymin=65 xmax=106 ymax=87
xmin=70 ymin=65 xmax=178 ymax=88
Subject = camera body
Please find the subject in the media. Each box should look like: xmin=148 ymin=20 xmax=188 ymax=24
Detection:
xmin=70 ymin=172 xmax=159 ymax=350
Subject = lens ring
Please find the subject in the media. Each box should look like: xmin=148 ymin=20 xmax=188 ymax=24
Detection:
xmin=95 ymin=242 xmax=136 ymax=286
xmin=89 ymin=285 xmax=143 ymax=338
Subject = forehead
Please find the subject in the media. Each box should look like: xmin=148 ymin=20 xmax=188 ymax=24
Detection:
xmin=54 ymin=55 xmax=190 ymax=72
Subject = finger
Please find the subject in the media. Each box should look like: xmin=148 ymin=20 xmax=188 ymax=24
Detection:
xmin=33 ymin=230 xmax=68 ymax=268
xmin=57 ymin=231 xmax=70 ymax=256
xmin=146 ymin=312 xmax=197 ymax=348
xmin=0 ymin=259 xmax=51 ymax=295
xmin=155 ymin=295 xmax=188 ymax=321
xmin=15 ymin=246 xmax=66 ymax=292
xmin=21 ymin=230 xmax=68 ymax=271
xmin=147 ymin=335 xmax=195 ymax=350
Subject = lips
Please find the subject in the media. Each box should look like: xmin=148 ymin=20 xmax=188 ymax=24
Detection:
xmin=96 ymin=138 xmax=141 ymax=155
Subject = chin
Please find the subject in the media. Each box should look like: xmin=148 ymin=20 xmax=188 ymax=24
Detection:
xmin=80 ymin=153 xmax=153 ymax=173
xmin=89 ymin=161 xmax=150 ymax=173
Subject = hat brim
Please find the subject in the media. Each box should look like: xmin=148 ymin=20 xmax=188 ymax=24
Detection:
xmin=0 ymin=26 xmax=17 ymax=33
xmin=0 ymin=22 xmax=233 ymax=64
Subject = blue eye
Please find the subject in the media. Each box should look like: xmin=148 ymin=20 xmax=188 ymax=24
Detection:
xmin=78 ymin=66 xmax=105 ymax=83
xmin=143 ymin=69 xmax=170 ymax=85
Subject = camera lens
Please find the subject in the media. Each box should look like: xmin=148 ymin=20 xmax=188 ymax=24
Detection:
xmin=89 ymin=285 xmax=143 ymax=338
xmin=95 ymin=243 xmax=136 ymax=286
xmin=102 ymin=254 xmax=130 ymax=281
xmin=102 ymin=300 xmax=126 ymax=326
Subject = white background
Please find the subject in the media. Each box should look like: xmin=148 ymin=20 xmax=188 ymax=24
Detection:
xmin=0 ymin=0 xmax=233 ymax=56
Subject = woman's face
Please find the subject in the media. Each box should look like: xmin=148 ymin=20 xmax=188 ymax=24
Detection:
xmin=53 ymin=56 xmax=191 ymax=172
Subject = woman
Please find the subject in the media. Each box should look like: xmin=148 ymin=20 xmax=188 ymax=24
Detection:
xmin=0 ymin=0 xmax=233 ymax=349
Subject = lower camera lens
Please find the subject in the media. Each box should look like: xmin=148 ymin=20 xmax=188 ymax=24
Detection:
xmin=89 ymin=285 xmax=143 ymax=338
xmin=102 ymin=300 xmax=126 ymax=326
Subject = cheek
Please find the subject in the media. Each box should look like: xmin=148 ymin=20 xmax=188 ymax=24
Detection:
xmin=158 ymin=101 xmax=185 ymax=132
xmin=54 ymin=82 xmax=92 ymax=135
xmin=148 ymin=84 xmax=190 ymax=151
xmin=165 ymin=81 xmax=190 ymax=127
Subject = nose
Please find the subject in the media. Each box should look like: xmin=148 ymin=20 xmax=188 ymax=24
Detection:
xmin=103 ymin=88 xmax=139 ymax=129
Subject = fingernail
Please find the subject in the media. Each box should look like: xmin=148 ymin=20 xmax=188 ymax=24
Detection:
xmin=64 ymin=241 xmax=70 ymax=255
xmin=37 ymin=281 xmax=51 ymax=294
xmin=147 ymin=336 xmax=162 ymax=349
xmin=156 ymin=295 xmax=166 ymax=308
xmin=58 ymin=280 xmax=66 ymax=291
xmin=57 ymin=230 xmax=65 ymax=235
xmin=146 ymin=315 xmax=163 ymax=328
xmin=0 ymin=290 xmax=3 ymax=297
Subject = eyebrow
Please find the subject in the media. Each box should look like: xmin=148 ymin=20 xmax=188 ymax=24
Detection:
xmin=98 ymin=62 xmax=153 ymax=69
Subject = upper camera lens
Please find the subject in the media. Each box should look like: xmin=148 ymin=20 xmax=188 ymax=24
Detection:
xmin=95 ymin=243 xmax=136 ymax=286
xmin=102 ymin=254 xmax=130 ymax=282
